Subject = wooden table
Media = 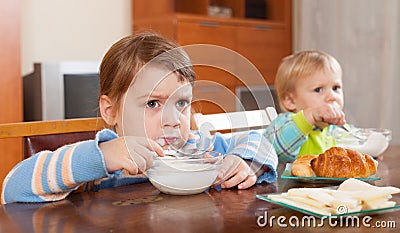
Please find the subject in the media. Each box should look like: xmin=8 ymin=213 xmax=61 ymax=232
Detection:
xmin=1 ymin=146 xmax=400 ymax=232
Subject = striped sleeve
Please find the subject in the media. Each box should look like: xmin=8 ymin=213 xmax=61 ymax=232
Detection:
xmin=222 ymin=131 xmax=278 ymax=183
xmin=1 ymin=129 xmax=117 ymax=204
xmin=263 ymin=112 xmax=311 ymax=162
xmin=193 ymin=130 xmax=278 ymax=184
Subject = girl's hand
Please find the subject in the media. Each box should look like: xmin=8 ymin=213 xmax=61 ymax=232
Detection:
xmin=304 ymin=104 xmax=346 ymax=129
xmin=99 ymin=136 xmax=164 ymax=175
xmin=214 ymin=155 xmax=258 ymax=190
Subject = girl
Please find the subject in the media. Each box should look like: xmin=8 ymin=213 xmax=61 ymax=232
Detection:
xmin=2 ymin=32 xmax=278 ymax=204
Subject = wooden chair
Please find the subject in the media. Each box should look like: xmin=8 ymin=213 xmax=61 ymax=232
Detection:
xmin=193 ymin=107 xmax=278 ymax=138
xmin=0 ymin=107 xmax=277 ymax=158
xmin=0 ymin=117 xmax=108 ymax=159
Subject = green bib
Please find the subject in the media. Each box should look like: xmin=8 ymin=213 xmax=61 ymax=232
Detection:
xmin=298 ymin=127 xmax=336 ymax=156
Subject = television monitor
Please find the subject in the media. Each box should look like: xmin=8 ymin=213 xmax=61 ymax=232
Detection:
xmin=23 ymin=61 xmax=101 ymax=121
xmin=235 ymin=85 xmax=281 ymax=113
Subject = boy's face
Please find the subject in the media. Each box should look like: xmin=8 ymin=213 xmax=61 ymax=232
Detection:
xmin=120 ymin=65 xmax=193 ymax=149
xmin=285 ymin=70 xmax=344 ymax=112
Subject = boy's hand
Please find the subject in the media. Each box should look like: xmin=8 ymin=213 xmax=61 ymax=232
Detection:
xmin=99 ymin=136 xmax=164 ymax=175
xmin=304 ymin=104 xmax=346 ymax=129
xmin=213 ymin=155 xmax=258 ymax=190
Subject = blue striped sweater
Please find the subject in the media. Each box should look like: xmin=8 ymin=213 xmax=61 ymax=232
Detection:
xmin=2 ymin=129 xmax=278 ymax=204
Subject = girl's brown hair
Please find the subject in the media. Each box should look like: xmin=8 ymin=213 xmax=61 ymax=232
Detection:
xmin=99 ymin=32 xmax=196 ymax=111
xmin=275 ymin=50 xmax=342 ymax=111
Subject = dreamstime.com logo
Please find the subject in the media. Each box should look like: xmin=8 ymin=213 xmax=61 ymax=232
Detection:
xmin=256 ymin=206 xmax=397 ymax=228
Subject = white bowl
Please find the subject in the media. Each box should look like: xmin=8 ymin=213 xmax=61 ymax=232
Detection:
xmin=334 ymin=127 xmax=392 ymax=157
xmin=146 ymin=150 xmax=222 ymax=195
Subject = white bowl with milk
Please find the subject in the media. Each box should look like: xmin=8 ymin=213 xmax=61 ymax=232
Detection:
xmin=146 ymin=150 xmax=222 ymax=195
xmin=333 ymin=127 xmax=392 ymax=158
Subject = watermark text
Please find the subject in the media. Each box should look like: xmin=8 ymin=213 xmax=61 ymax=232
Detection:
xmin=257 ymin=211 xmax=396 ymax=228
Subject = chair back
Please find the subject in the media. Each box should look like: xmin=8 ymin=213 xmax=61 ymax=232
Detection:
xmin=23 ymin=132 xmax=97 ymax=159
xmin=193 ymin=107 xmax=277 ymax=138
xmin=0 ymin=117 xmax=108 ymax=158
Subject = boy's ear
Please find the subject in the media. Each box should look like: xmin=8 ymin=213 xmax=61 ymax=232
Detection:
xmin=281 ymin=93 xmax=296 ymax=112
xmin=99 ymin=95 xmax=117 ymax=126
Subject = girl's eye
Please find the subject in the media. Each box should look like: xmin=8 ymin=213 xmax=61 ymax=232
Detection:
xmin=146 ymin=100 xmax=160 ymax=109
xmin=176 ymin=99 xmax=189 ymax=108
xmin=333 ymin=85 xmax=341 ymax=91
xmin=314 ymin=87 xmax=322 ymax=93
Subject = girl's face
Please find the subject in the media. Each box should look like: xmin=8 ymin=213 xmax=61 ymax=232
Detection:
xmin=285 ymin=70 xmax=344 ymax=112
xmin=118 ymin=66 xmax=193 ymax=149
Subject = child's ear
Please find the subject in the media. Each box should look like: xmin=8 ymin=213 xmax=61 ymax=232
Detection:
xmin=281 ymin=93 xmax=297 ymax=112
xmin=99 ymin=95 xmax=117 ymax=126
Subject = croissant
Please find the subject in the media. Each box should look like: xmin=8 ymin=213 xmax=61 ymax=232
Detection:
xmin=310 ymin=147 xmax=378 ymax=178
xmin=291 ymin=155 xmax=318 ymax=177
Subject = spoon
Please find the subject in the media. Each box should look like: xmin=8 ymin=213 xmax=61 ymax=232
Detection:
xmin=163 ymin=148 xmax=207 ymax=159
xmin=339 ymin=125 xmax=367 ymax=143
xmin=155 ymin=138 xmax=207 ymax=158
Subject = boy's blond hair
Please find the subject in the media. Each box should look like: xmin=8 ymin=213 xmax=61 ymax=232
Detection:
xmin=275 ymin=50 xmax=342 ymax=112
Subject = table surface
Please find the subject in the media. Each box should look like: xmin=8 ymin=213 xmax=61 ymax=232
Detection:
xmin=1 ymin=146 xmax=400 ymax=233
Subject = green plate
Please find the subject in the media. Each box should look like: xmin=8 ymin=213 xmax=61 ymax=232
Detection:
xmin=281 ymin=163 xmax=380 ymax=184
xmin=256 ymin=191 xmax=400 ymax=218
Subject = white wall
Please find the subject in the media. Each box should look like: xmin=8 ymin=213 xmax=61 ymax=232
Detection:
xmin=21 ymin=0 xmax=132 ymax=75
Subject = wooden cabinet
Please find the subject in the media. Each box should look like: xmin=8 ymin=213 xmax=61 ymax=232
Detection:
xmin=176 ymin=21 xmax=237 ymax=49
xmin=236 ymin=23 xmax=289 ymax=85
xmin=132 ymin=0 xmax=292 ymax=113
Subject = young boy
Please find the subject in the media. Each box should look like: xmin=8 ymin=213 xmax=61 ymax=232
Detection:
xmin=264 ymin=50 xmax=346 ymax=162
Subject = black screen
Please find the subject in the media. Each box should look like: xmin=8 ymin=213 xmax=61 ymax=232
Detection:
xmin=64 ymin=74 xmax=100 ymax=119
xmin=238 ymin=86 xmax=281 ymax=113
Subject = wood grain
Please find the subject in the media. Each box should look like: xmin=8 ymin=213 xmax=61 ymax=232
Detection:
xmin=0 ymin=117 xmax=107 ymax=139
xmin=0 ymin=0 xmax=22 ymax=197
